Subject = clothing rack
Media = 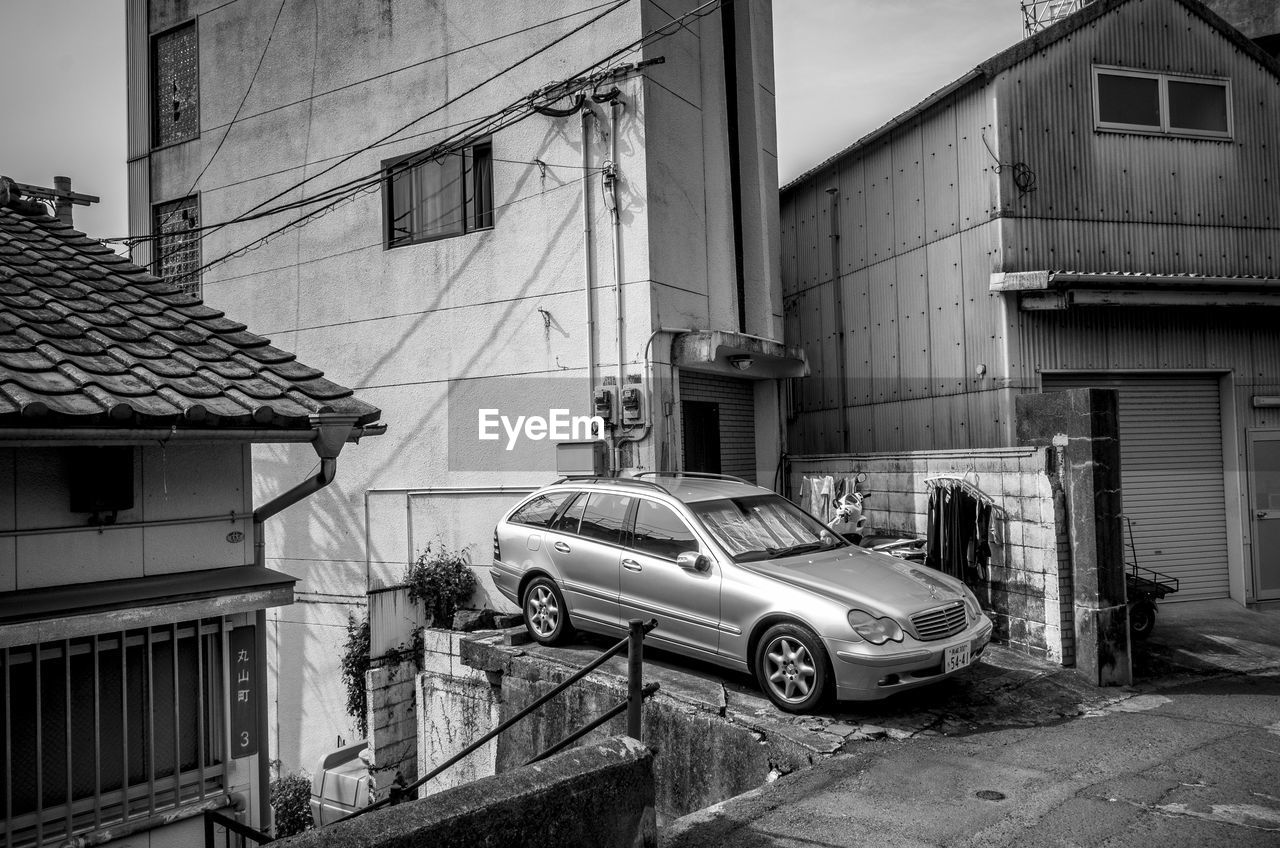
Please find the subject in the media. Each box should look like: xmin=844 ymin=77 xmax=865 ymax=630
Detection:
xmin=922 ymin=474 xmax=1005 ymax=516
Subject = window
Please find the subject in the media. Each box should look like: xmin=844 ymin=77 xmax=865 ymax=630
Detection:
xmin=384 ymin=143 xmax=493 ymax=247
xmin=577 ymin=494 xmax=634 ymax=546
xmin=551 ymin=492 xmax=587 ymax=535
xmin=152 ymin=22 xmax=199 ymax=147
xmin=153 ymin=196 xmax=201 ymax=297
xmin=1094 ymin=67 xmax=1231 ymax=138
xmin=510 ymin=492 xmax=573 ymax=528
xmin=631 ymin=500 xmax=699 ymax=560
xmin=1 ymin=620 xmax=224 ymax=848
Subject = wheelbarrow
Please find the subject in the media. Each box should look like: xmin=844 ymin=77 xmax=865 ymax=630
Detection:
xmin=1122 ymin=516 xmax=1179 ymax=639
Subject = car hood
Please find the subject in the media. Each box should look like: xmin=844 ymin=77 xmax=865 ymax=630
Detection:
xmin=739 ymin=546 xmax=965 ymax=617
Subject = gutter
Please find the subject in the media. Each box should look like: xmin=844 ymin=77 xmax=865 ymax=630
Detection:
xmin=0 ymin=423 xmax=385 ymax=447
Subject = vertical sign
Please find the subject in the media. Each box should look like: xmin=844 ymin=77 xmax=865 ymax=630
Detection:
xmin=230 ymin=625 xmax=258 ymax=758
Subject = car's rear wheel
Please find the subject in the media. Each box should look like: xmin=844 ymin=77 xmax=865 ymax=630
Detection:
xmin=755 ymin=623 xmax=830 ymax=713
xmin=523 ymin=576 xmax=573 ymax=645
xmin=1129 ymin=599 xmax=1157 ymax=640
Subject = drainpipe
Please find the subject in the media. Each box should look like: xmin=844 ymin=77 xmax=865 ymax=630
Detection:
xmin=582 ymin=108 xmax=598 ymax=412
xmin=250 ymin=413 xmax=360 ymax=831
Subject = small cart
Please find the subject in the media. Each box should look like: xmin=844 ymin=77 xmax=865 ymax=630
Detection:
xmin=1123 ymin=516 xmax=1179 ymax=639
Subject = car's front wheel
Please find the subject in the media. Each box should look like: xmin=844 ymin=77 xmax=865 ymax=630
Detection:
xmin=755 ymin=623 xmax=830 ymax=712
xmin=522 ymin=576 xmax=574 ymax=645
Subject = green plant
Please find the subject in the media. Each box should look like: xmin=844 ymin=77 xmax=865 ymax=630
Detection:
xmin=341 ymin=614 xmax=370 ymax=739
xmin=270 ymin=771 xmax=314 ymax=838
xmin=405 ymin=541 xmax=477 ymax=625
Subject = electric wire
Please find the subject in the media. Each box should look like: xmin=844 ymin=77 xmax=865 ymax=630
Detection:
xmin=155 ymin=0 xmax=726 ymax=281
xmin=137 ymin=0 xmax=632 ymax=272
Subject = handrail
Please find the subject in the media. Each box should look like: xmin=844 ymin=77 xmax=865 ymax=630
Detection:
xmin=204 ymin=809 xmax=273 ymax=847
xmin=331 ymin=618 xmax=660 ymax=826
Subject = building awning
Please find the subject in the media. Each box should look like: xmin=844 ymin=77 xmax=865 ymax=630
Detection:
xmin=671 ymin=330 xmax=809 ymax=380
xmin=992 ymin=271 xmax=1280 ymax=310
xmin=0 ymin=565 xmax=296 ymax=648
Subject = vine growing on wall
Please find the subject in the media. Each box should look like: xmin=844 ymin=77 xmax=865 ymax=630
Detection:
xmin=341 ymin=614 xmax=371 ymax=739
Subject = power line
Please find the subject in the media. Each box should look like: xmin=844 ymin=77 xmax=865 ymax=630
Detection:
xmin=178 ymin=0 xmax=725 ymax=281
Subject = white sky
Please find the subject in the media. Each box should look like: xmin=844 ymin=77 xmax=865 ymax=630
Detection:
xmin=0 ymin=0 xmax=1025 ymax=241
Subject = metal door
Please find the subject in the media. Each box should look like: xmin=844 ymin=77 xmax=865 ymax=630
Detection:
xmin=618 ymin=498 xmax=722 ymax=656
xmin=1248 ymin=431 xmax=1280 ymax=602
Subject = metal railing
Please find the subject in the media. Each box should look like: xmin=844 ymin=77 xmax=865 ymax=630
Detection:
xmin=205 ymin=618 xmax=659 ymax=845
xmin=335 ymin=618 xmax=659 ymax=823
xmin=205 ymin=809 xmax=274 ymax=847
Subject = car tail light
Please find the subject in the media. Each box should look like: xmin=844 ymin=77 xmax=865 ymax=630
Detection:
xmin=493 ymin=530 xmax=501 ymax=561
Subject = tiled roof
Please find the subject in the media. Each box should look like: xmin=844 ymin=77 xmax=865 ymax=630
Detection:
xmin=0 ymin=201 xmax=380 ymax=430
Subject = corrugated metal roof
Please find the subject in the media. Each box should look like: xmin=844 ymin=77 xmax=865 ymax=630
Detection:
xmin=781 ymin=0 xmax=1280 ymax=193
xmin=0 ymin=201 xmax=380 ymax=430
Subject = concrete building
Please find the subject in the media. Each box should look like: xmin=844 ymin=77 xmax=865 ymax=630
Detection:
xmin=781 ymin=0 xmax=1280 ymax=612
xmin=125 ymin=0 xmax=799 ymax=772
xmin=0 ymin=178 xmax=379 ymax=847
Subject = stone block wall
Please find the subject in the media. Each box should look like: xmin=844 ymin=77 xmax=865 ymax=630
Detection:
xmin=416 ymin=629 xmax=501 ymax=795
xmin=366 ymin=658 xmax=418 ymax=798
xmin=790 ymin=447 xmax=1074 ymax=664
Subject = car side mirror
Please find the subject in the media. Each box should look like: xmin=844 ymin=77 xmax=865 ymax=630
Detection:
xmin=676 ymin=552 xmax=711 ymax=574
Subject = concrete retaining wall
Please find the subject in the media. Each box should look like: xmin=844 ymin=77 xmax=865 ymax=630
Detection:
xmin=275 ymin=736 xmax=656 ymax=848
xmin=790 ymin=447 xmax=1074 ymax=664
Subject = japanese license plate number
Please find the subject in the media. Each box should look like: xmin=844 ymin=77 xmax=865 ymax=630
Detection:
xmin=944 ymin=643 xmax=971 ymax=672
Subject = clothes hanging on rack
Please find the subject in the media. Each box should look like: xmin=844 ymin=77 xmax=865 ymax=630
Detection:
xmin=925 ymin=478 xmax=995 ymax=584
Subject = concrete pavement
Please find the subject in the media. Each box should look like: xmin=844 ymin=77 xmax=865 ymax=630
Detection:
xmin=660 ymin=600 xmax=1280 ymax=847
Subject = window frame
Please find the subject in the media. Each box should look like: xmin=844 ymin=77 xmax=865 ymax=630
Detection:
xmin=150 ymin=19 xmax=201 ymax=150
xmin=1 ymin=619 xmax=226 ymax=848
xmin=382 ymin=141 xmax=495 ymax=249
xmin=1092 ymin=65 xmax=1233 ymax=140
xmin=628 ymin=497 xmax=701 ymax=562
xmin=151 ymin=194 xmax=202 ymax=298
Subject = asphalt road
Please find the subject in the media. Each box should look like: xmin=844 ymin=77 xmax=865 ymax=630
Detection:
xmin=661 ymin=601 xmax=1280 ymax=847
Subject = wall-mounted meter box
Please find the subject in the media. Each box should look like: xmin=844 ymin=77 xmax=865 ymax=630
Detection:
xmin=621 ymin=386 xmax=644 ymax=424
xmin=556 ymin=440 xmax=607 ymax=477
xmin=593 ymin=387 xmax=615 ymax=424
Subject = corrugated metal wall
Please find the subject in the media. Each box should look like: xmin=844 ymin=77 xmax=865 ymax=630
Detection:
xmin=996 ymin=0 xmax=1280 ymax=276
xmin=679 ymin=370 xmax=757 ymax=482
xmin=780 ymin=81 xmax=1007 ymax=454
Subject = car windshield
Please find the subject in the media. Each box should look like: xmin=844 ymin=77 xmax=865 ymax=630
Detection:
xmin=690 ymin=494 xmax=846 ymax=562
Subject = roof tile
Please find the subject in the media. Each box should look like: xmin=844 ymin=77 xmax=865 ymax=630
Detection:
xmin=0 ymin=205 xmax=380 ymax=431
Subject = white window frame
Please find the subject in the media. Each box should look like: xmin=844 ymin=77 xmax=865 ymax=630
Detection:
xmin=1092 ymin=65 xmax=1233 ymax=140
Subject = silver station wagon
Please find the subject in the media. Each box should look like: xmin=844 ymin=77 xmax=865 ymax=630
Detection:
xmin=491 ymin=473 xmax=993 ymax=712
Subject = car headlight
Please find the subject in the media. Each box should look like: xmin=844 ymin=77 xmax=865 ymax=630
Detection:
xmin=961 ymin=585 xmax=982 ymax=622
xmin=847 ymin=609 xmax=904 ymax=644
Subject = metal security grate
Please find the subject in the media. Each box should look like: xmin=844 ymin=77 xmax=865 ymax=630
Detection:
xmin=153 ymin=22 xmax=200 ymax=147
xmin=1 ymin=620 xmax=225 ymax=848
xmin=153 ymin=196 xmax=201 ymax=297
xmin=910 ymin=602 xmax=968 ymax=642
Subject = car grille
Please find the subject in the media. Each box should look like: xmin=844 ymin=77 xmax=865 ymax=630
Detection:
xmin=910 ymin=602 xmax=967 ymax=641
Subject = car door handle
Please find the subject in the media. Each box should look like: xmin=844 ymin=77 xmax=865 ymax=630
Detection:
xmin=553 ymin=541 xmax=571 ymax=553
xmin=622 ymin=558 xmax=642 ymax=572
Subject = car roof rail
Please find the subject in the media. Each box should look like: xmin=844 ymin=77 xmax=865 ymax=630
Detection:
xmin=549 ymin=475 xmax=670 ymax=493
xmin=632 ymin=471 xmax=752 ymax=485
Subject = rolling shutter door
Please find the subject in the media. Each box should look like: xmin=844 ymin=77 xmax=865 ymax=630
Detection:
xmin=1041 ymin=375 xmax=1229 ymax=602
xmin=678 ymin=371 xmax=757 ymax=483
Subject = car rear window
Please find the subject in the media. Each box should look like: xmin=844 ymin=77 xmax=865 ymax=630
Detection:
xmin=632 ymin=499 xmax=699 ymax=560
xmin=509 ymin=491 xmax=573 ymax=527
xmin=577 ymin=493 xmax=634 ymax=545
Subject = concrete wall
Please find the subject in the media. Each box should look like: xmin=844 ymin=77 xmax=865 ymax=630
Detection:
xmin=0 ymin=443 xmax=252 ymax=592
xmin=276 ymin=736 xmax=657 ymax=848
xmin=790 ymin=448 xmax=1073 ymax=664
xmin=128 ymin=0 xmax=785 ymax=772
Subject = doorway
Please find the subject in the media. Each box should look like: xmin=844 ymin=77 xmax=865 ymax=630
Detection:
xmin=1248 ymin=431 xmax=1280 ymax=602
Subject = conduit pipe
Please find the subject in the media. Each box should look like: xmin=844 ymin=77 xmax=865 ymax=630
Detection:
xmin=617 ymin=327 xmax=695 ymax=469
xmin=581 ymin=107 xmax=598 ymax=400
xmin=605 ymin=96 xmax=627 ymax=472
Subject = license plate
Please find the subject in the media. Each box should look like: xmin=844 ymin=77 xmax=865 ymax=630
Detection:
xmin=944 ymin=643 xmax=971 ymax=672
